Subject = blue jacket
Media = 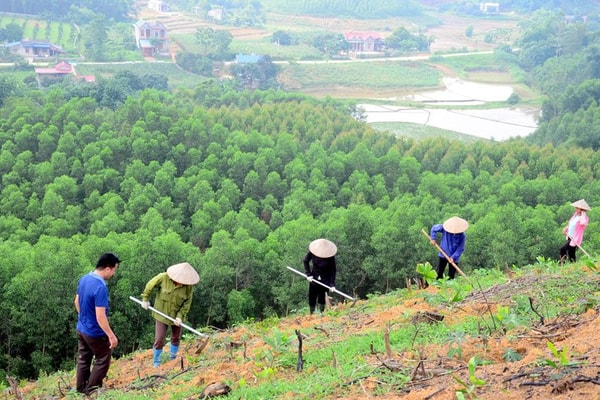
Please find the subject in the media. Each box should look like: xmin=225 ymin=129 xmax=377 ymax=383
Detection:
xmin=430 ymin=224 xmax=466 ymax=262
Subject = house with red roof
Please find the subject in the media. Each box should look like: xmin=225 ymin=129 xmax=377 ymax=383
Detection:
xmin=344 ymin=31 xmax=384 ymax=53
xmin=34 ymin=60 xmax=95 ymax=86
xmin=133 ymin=19 xmax=169 ymax=58
xmin=34 ymin=60 xmax=73 ymax=78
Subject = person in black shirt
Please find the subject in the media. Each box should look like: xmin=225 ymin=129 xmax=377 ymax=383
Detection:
xmin=303 ymin=238 xmax=337 ymax=314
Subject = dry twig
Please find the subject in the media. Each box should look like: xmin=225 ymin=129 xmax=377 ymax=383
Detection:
xmin=384 ymin=323 xmax=393 ymax=359
xmin=314 ymin=326 xmax=329 ymax=337
xmin=295 ymin=329 xmax=304 ymax=372
xmin=7 ymin=375 xmax=22 ymax=400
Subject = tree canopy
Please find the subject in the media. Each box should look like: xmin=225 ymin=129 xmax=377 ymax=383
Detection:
xmin=0 ymin=0 xmax=134 ymax=21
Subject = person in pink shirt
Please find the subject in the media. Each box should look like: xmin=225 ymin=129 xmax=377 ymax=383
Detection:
xmin=560 ymin=199 xmax=591 ymax=263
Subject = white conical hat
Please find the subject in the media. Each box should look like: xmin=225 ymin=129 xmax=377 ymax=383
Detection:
xmin=443 ymin=216 xmax=469 ymax=234
xmin=309 ymin=238 xmax=337 ymax=258
xmin=166 ymin=262 xmax=200 ymax=285
xmin=571 ymin=199 xmax=591 ymax=211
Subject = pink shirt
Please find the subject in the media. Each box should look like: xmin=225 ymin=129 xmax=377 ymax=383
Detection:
xmin=565 ymin=211 xmax=589 ymax=246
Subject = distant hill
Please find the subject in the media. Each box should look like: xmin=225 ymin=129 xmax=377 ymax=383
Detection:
xmin=260 ymin=0 xmax=424 ymax=18
xmin=0 ymin=0 xmax=133 ymax=21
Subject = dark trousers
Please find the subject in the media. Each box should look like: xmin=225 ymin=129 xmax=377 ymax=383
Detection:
xmin=437 ymin=257 xmax=458 ymax=280
xmin=308 ymin=282 xmax=328 ymax=313
xmin=559 ymin=241 xmax=577 ymax=262
xmin=76 ymin=331 xmax=112 ymax=394
xmin=153 ymin=320 xmax=182 ymax=350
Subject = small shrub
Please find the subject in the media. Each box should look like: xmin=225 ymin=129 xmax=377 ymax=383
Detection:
xmin=507 ymin=93 xmax=520 ymax=104
xmin=454 ymin=356 xmax=486 ymax=399
xmin=502 ymin=348 xmax=523 ymax=362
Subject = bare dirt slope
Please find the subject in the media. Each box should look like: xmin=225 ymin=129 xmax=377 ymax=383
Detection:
xmin=425 ymin=14 xmax=518 ymax=53
xmin=20 ymin=271 xmax=600 ymax=399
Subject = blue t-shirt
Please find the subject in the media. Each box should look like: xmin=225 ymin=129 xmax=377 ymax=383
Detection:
xmin=76 ymin=271 xmax=109 ymax=338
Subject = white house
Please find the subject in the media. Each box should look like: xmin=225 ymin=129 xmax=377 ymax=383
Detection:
xmin=148 ymin=0 xmax=170 ymax=13
xmin=480 ymin=2 xmax=500 ymax=13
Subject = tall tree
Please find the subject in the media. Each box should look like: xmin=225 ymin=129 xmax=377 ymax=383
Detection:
xmin=83 ymin=16 xmax=108 ymax=61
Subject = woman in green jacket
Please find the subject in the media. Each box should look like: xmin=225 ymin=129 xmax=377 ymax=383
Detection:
xmin=141 ymin=262 xmax=200 ymax=367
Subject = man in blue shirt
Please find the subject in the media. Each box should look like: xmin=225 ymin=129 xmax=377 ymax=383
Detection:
xmin=74 ymin=253 xmax=121 ymax=394
xmin=430 ymin=216 xmax=468 ymax=280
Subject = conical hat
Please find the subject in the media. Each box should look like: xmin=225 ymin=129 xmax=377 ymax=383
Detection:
xmin=443 ymin=216 xmax=469 ymax=234
xmin=309 ymin=238 xmax=337 ymax=258
xmin=166 ymin=262 xmax=200 ymax=285
xmin=571 ymin=199 xmax=591 ymax=211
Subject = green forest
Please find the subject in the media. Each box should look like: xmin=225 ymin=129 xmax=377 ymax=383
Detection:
xmin=0 ymin=0 xmax=133 ymax=21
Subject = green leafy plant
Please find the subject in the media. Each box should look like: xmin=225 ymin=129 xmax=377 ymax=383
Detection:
xmin=495 ymin=305 xmax=523 ymax=330
xmin=583 ymin=259 xmax=598 ymax=271
xmin=438 ymin=281 xmax=469 ymax=305
xmin=262 ymin=329 xmax=291 ymax=353
xmin=543 ymin=340 xmax=582 ymax=368
xmin=255 ymin=367 xmax=278 ymax=380
xmin=502 ymin=348 xmax=523 ymax=362
xmin=416 ymin=262 xmax=437 ymax=285
xmin=446 ymin=331 xmax=466 ymax=359
xmin=453 ymin=356 xmax=486 ymax=400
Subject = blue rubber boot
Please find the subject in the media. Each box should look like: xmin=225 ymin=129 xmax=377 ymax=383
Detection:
xmin=153 ymin=348 xmax=163 ymax=367
xmin=169 ymin=345 xmax=179 ymax=360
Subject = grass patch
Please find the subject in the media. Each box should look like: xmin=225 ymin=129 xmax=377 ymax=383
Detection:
xmin=169 ymin=33 xmax=202 ymax=54
xmin=429 ymin=51 xmax=522 ymax=81
xmin=278 ymin=61 xmax=441 ymax=91
xmin=0 ymin=15 xmax=73 ymax=50
xmin=231 ymin=39 xmax=322 ymax=61
xmin=261 ymin=10 xmax=441 ymax=32
xmin=370 ymin=121 xmax=487 ymax=143
xmin=0 ymin=65 xmax=37 ymax=83
xmin=74 ymin=62 xmax=207 ymax=89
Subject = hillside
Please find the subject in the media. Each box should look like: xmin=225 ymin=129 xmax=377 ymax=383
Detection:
xmin=19 ymin=262 xmax=600 ymax=399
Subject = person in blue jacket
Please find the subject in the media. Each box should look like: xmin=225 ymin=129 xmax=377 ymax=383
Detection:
xmin=429 ymin=216 xmax=468 ymax=280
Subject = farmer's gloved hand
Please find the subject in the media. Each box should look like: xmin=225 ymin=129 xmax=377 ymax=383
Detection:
xmin=174 ymin=318 xmax=182 ymax=326
xmin=329 ymin=286 xmax=336 ymax=293
xmin=141 ymin=301 xmax=150 ymax=310
xmin=306 ymin=276 xmax=313 ymax=282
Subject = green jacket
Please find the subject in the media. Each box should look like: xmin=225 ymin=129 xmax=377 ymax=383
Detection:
xmin=141 ymin=272 xmax=194 ymax=325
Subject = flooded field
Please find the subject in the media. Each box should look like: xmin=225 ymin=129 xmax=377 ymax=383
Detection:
xmin=360 ymin=78 xmax=540 ymax=141
xmin=361 ymin=104 xmax=539 ymax=140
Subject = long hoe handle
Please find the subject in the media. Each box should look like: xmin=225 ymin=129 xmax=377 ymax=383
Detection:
xmin=286 ymin=266 xmax=356 ymax=301
xmin=129 ymin=296 xmax=208 ymax=337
